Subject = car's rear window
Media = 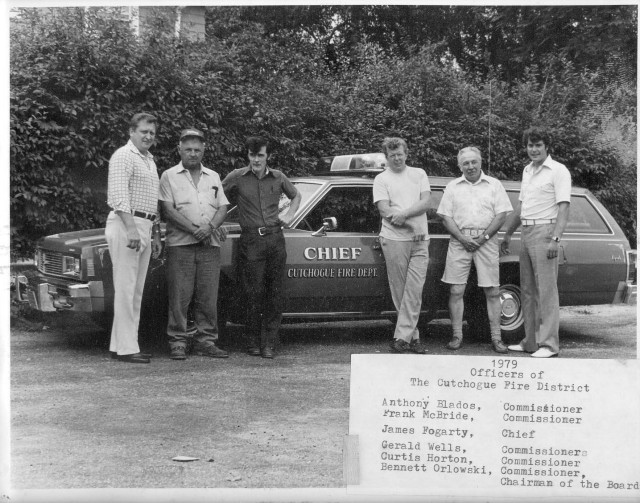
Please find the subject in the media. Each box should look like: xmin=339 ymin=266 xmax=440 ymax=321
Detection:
xmin=503 ymin=191 xmax=611 ymax=234
xmin=563 ymin=195 xmax=611 ymax=234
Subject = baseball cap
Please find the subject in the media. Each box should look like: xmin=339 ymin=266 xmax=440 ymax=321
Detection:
xmin=180 ymin=128 xmax=205 ymax=141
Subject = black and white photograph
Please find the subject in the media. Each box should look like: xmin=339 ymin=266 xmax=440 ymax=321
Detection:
xmin=3 ymin=2 xmax=638 ymax=502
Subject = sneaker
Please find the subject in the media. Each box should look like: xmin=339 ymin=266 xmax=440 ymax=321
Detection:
xmin=409 ymin=339 xmax=428 ymax=354
xmin=389 ymin=339 xmax=411 ymax=353
xmin=531 ymin=347 xmax=558 ymax=358
xmin=170 ymin=347 xmax=187 ymax=360
xmin=194 ymin=345 xmax=229 ymax=359
xmin=446 ymin=337 xmax=463 ymax=350
xmin=492 ymin=339 xmax=508 ymax=354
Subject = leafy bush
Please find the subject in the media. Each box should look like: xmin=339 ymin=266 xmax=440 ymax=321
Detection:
xmin=10 ymin=7 xmax=636 ymax=260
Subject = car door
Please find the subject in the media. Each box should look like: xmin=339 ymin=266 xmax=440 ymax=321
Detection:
xmin=420 ymin=187 xmax=452 ymax=313
xmin=282 ymin=184 xmax=389 ymax=315
xmin=556 ymin=194 xmax=630 ymax=305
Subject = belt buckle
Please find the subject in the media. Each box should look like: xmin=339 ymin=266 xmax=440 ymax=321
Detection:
xmin=258 ymin=227 xmax=267 ymax=236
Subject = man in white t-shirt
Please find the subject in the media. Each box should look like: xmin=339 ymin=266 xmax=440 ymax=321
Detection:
xmin=500 ymin=127 xmax=571 ymax=358
xmin=373 ymin=137 xmax=431 ymax=354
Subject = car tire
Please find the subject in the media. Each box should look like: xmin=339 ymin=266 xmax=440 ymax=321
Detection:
xmin=497 ymin=281 xmax=525 ymax=342
xmin=465 ymin=277 xmax=525 ymax=343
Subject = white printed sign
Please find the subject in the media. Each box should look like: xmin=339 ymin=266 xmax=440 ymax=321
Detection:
xmin=348 ymin=355 xmax=639 ymax=500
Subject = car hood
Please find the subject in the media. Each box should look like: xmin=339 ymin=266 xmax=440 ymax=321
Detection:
xmin=38 ymin=228 xmax=107 ymax=252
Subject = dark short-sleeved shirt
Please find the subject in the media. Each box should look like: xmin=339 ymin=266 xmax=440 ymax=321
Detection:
xmin=222 ymin=166 xmax=298 ymax=229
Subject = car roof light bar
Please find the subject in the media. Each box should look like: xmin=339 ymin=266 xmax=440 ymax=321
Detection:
xmin=330 ymin=153 xmax=387 ymax=172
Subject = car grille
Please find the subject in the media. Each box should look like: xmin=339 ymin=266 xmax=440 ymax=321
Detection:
xmin=37 ymin=249 xmax=64 ymax=276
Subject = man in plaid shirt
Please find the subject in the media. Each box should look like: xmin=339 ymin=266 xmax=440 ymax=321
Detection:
xmin=105 ymin=112 xmax=162 ymax=364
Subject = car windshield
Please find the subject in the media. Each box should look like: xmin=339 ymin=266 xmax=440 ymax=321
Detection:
xmin=224 ymin=181 xmax=323 ymax=223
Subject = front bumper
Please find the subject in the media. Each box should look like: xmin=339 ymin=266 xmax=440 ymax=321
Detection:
xmin=16 ymin=272 xmax=105 ymax=313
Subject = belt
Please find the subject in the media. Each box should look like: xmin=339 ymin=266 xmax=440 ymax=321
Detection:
xmin=521 ymin=218 xmax=556 ymax=226
xmin=133 ymin=210 xmax=156 ymax=221
xmin=242 ymin=225 xmax=282 ymax=236
xmin=460 ymin=228 xmax=486 ymax=237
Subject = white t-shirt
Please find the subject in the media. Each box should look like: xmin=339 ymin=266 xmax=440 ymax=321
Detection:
xmin=372 ymin=166 xmax=431 ymax=241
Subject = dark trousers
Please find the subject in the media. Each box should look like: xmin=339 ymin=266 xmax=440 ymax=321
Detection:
xmin=238 ymin=230 xmax=287 ymax=350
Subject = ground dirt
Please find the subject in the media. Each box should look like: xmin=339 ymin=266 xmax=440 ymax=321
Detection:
xmin=7 ymin=303 xmax=637 ymax=490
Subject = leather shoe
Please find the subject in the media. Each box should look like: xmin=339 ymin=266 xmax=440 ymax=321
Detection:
xmin=117 ymin=353 xmax=150 ymax=364
xmin=194 ymin=345 xmax=228 ymax=358
xmin=409 ymin=339 xmax=428 ymax=354
xmin=111 ymin=351 xmax=152 ymax=359
xmin=261 ymin=347 xmax=274 ymax=359
xmin=389 ymin=339 xmax=411 ymax=353
xmin=169 ymin=347 xmax=187 ymax=360
xmin=247 ymin=346 xmax=261 ymax=356
xmin=492 ymin=339 xmax=508 ymax=354
xmin=446 ymin=337 xmax=463 ymax=350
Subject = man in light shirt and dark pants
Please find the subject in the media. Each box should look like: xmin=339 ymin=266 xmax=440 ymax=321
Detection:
xmin=159 ymin=128 xmax=229 ymax=360
xmin=501 ymin=127 xmax=571 ymax=358
xmin=437 ymin=147 xmax=512 ymax=353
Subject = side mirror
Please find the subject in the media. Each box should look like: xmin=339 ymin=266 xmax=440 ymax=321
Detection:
xmin=311 ymin=217 xmax=338 ymax=237
xmin=323 ymin=217 xmax=337 ymax=230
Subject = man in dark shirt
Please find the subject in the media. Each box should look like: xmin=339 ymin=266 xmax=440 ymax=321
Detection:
xmin=222 ymin=137 xmax=301 ymax=358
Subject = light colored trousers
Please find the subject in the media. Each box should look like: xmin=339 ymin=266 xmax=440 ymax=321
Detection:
xmin=105 ymin=211 xmax=152 ymax=356
xmin=380 ymin=237 xmax=430 ymax=342
xmin=519 ymin=223 xmax=560 ymax=353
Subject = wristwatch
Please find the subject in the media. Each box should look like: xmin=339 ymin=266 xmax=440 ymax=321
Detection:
xmin=484 ymin=234 xmax=491 ymax=241
xmin=551 ymin=236 xmax=560 ymax=242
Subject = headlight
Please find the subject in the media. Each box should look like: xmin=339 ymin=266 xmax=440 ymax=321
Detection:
xmin=62 ymin=256 xmax=81 ymax=276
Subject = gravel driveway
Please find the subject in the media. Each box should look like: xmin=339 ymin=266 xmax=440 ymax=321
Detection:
xmin=7 ymin=303 xmax=637 ymax=492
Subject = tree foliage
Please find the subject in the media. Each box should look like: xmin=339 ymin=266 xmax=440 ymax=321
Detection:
xmin=10 ymin=6 xmax=637 ymax=259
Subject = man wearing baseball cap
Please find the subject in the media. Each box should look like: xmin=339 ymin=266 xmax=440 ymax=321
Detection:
xmin=159 ymin=128 xmax=230 ymax=360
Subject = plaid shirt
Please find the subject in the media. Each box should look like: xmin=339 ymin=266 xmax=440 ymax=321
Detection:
xmin=107 ymin=140 xmax=159 ymax=215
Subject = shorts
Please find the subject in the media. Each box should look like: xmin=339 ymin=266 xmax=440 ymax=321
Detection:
xmin=441 ymin=236 xmax=499 ymax=287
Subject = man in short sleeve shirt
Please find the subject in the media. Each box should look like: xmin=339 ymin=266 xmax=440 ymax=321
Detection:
xmin=501 ymin=127 xmax=571 ymax=358
xmin=222 ymin=136 xmax=301 ymax=359
xmin=159 ymin=128 xmax=230 ymax=361
xmin=437 ymin=147 xmax=512 ymax=353
xmin=105 ymin=112 xmax=162 ymax=364
xmin=373 ymin=137 xmax=431 ymax=354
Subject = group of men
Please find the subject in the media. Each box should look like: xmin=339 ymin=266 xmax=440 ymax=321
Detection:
xmin=106 ymin=112 xmax=571 ymax=363
xmin=374 ymin=128 xmax=570 ymax=359
xmin=107 ymin=113 xmax=299 ymax=363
